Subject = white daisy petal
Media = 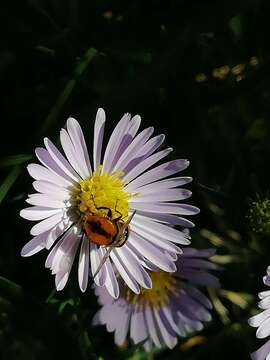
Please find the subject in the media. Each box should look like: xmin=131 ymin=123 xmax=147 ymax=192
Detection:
xmin=51 ymin=226 xmax=81 ymax=290
xmin=30 ymin=212 xmax=64 ymax=236
xmin=126 ymin=159 xmax=190 ymax=191
xmin=260 ymin=291 xmax=270 ymax=299
xmin=133 ymin=211 xmax=195 ymax=228
xmin=132 ymin=226 xmax=183 ymax=254
xmin=249 ymin=309 xmax=270 ymax=328
xmin=257 ymin=316 xmax=270 ymax=339
xmin=78 ymin=236 xmax=90 ymax=292
xmin=32 ymin=180 xmax=70 ymax=200
xmin=46 ymin=219 xmax=73 ymax=249
xmin=129 ymin=232 xmax=177 ymax=272
xmin=135 ymin=176 xmax=193 ymax=194
xmin=102 ymin=113 xmax=131 ymax=173
xmin=66 ymin=117 xmax=92 ymax=178
xmin=93 ymin=108 xmax=106 ymax=170
xmin=110 ymin=250 xmax=141 ymax=294
xmin=44 ymin=138 xmax=80 ymax=181
xmin=109 ymin=115 xmax=141 ymax=173
xmin=113 ymin=126 xmax=154 ymax=172
xmin=60 ymin=129 xmax=87 ymax=178
xmin=130 ymin=188 xmax=192 ymax=203
xmin=26 ymin=194 xmax=64 ymax=209
xmin=132 ymin=215 xmax=191 ymax=245
xmin=114 ymin=246 xmax=152 ymax=288
xmin=122 ymin=134 xmax=165 ymax=174
xmin=20 ymin=206 xmax=61 ymax=221
xmin=90 ymin=243 xmax=107 ymax=286
xmin=35 ymin=148 xmax=75 ymax=184
xmin=27 ymin=163 xmax=70 ymax=187
xmin=103 ymin=259 xmax=119 ymax=299
xmin=137 ymin=133 xmax=165 ymax=158
xmin=123 ymin=148 xmax=173 ymax=183
xmin=130 ymin=202 xmax=199 ymax=216
xmin=21 ymin=231 xmax=49 ymax=256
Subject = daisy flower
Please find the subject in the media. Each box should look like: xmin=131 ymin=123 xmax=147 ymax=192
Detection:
xmin=92 ymin=248 xmax=220 ymax=350
xmin=20 ymin=108 xmax=199 ymax=297
xmin=249 ymin=267 xmax=270 ymax=360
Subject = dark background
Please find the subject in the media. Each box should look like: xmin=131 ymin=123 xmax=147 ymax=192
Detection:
xmin=1 ymin=0 xmax=270 ymax=359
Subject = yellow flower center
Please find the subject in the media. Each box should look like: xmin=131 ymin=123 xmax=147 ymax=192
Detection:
xmin=75 ymin=167 xmax=131 ymax=221
xmin=126 ymin=271 xmax=178 ymax=309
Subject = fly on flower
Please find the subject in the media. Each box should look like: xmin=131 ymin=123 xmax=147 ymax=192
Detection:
xmin=20 ymin=108 xmax=199 ymax=298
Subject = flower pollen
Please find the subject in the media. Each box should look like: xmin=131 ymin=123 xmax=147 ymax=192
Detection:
xmin=77 ymin=167 xmax=131 ymax=221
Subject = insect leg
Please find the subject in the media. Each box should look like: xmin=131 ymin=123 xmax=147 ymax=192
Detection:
xmin=93 ymin=247 xmax=114 ymax=279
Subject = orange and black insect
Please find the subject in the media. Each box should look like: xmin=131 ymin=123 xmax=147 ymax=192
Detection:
xmin=82 ymin=201 xmax=136 ymax=277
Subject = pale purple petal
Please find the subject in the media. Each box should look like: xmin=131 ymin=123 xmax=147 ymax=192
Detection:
xmin=128 ymin=232 xmax=177 ymax=272
xmin=123 ymin=148 xmax=173 ymax=183
xmin=131 ymin=188 xmax=192 ymax=203
xmin=130 ymin=309 xmax=148 ymax=344
xmin=78 ymin=236 xmax=90 ymax=292
xmin=30 ymin=212 xmax=64 ymax=236
xmin=21 ymin=231 xmax=50 ymax=256
xmin=32 ymin=180 xmax=70 ymax=200
xmin=114 ymin=305 xmax=131 ymax=345
xmin=27 ymin=163 xmax=70 ymax=187
xmin=145 ymin=307 xmax=162 ymax=347
xmin=46 ymin=219 xmax=73 ymax=249
xmin=113 ymin=127 xmax=154 ymax=172
xmin=44 ymin=138 xmax=80 ymax=181
xmin=131 ymin=223 xmax=183 ymax=254
xmin=60 ymin=129 xmax=88 ymax=178
xmin=130 ymin=202 xmax=200 ymax=216
xmin=102 ymin=113 xmax=130 ymax=173
xmin=110 ymin=250 xmax=141 ymax=294
xmin=154 ymin=307 xmax=177 ymax=349
xmin=35 ymin=148 xmax=75 ymax=184
xmin=131 ymin=215 xmax=191 ymax=245
xmin=103 ymin=259 xmax=119 ymax=299
xmin=135 ymin=177 xmax=193 ymax=194
xmin=66 ymin=117 xmax=92 ymax=177
xmin=121 ymin=133 xmax=165 ymax=175
xmin=90 ymin=243 xmax=107 ymax=286
xmin=93 ymin=108 xmax=106 ymax=171
xmin=132 ymin=211 xmax=195 ymax=228
xmin=114 ymin=246 xmax=152 ymax=288
xmin=251 ymin=339 xmax=270 ymax=360
xmin=126 ymin=159 xmax=190 ymax=192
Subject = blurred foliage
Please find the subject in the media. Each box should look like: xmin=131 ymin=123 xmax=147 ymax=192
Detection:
xmin=1 ymin=0 xmax=270 ymax=359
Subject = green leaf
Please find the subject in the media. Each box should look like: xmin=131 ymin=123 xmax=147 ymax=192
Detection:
xmin=41 ymin=47 xmax=98 ymax=133
xmin=0 ymin=154 xmax=32 ymax=168
xmin=0 ymin=276 xmax=23 ymax=303
xmin=0 ymin=166 xmax=21 ymax=204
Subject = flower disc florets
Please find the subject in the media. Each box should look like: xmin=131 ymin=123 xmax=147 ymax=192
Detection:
xmin=126 ymin=271 xmax=177 ymax=309
xmin=74 ymin=167 xmax=131 ymax=221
